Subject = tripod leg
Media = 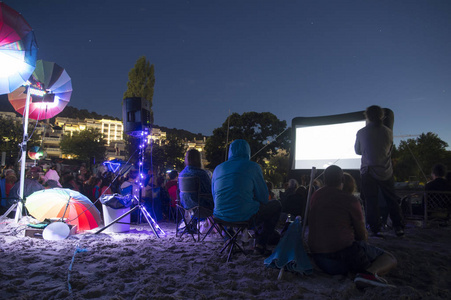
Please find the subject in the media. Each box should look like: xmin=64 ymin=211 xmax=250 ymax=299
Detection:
xmin=138 ymin=204 xmax=161 ymax=238
xmin=0 ymin=202 xmax=18 ymax=221
xmin=95 ymin=206 xmax=138 ymax=234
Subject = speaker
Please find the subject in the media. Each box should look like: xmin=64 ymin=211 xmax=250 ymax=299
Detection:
xmin=122 ymin=97 xmax=151 ymax=137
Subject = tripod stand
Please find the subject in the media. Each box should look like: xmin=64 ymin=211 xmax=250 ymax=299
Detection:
xmin=95 ymin=195 xmax=163 ymax=237
xmin=95 ymin=131 xmax=165 ymax=237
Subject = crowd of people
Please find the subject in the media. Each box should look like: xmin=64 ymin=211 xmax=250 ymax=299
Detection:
xmin=1 ymin=105 xmax=450 ymax=290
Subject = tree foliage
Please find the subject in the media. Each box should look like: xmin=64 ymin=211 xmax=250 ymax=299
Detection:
xmin=145 ymin=140 xmax=186 ymax=173
xmin=60 ymin=128 xmax=107 ymax=165
xmin=392 ymin=132 xmax=451 ymax=182
xmin=204 ymin=112 xmax=288 ymax=169
xmin=264 ymin=152 xmax=290 ymax=188
xmin=0 ymin=118 xmax=41 ymax=166
xmin=123 ymin=56 xmax=155 ymax=124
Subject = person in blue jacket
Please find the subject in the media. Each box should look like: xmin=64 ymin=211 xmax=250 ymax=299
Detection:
xmin=212 ymin=139 xmax=281 ymax=255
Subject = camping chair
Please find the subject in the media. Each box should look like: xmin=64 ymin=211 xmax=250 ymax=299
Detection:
xmin=176 ymin=176 xmax=219 ymax=242
xmin=213 ymin=217 xmax=251 ymax=262
xmin=401 ymin=190 xmax=451 ymax=227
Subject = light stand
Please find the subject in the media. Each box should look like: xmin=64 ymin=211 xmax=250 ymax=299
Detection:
xmin=13 ymin=85 xmax=32 ymax=222
xmin=95 ymin=131 xmax=165 ymax=237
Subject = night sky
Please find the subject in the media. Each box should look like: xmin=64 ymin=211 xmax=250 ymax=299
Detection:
xmin=3 ymin=0 xmax=451 ymax=148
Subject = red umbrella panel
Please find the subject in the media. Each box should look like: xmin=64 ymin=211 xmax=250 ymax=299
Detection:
xmin=8 ymin=60 xmax=72 ymax=120
xmin=25 ymin=188 xmax=102 ymax=232
xmin=0 ymin=2 xmax=37 ymax=95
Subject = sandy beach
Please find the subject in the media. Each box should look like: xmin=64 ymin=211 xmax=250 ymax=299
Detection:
xmin=0 ymin=217 xmax=450 ymax=300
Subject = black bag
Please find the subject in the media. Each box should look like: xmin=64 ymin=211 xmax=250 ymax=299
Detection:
xmin=100 ymin=194 xmax=132 ymax=209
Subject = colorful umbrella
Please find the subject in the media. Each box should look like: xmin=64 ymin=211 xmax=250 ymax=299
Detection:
xmin=0 ymin=2 xmax=37 ymax=95
xmin=8 ymin=60 xmax=72 ymax=120
xmin=28 ymin=145 xmax=44 ymax=160
xmin=25 ymin=188 xmax=102 ymax=232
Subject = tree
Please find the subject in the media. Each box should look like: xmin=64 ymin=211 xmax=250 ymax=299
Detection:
xmin=0 ymin=118 xmax=40 ymax=167
xmin=204 ymin=112 xmax=288 ymax=169
xmin=392 ymin=132 xmax=451 ymax=182
xmin=145 ymin=139 xmax=186 ymax=173
xmin=60 ymin=128 xmax=107 ymax=166
xmin=123 ymin=56 xmax=155 ymax=124
xmin=264 ymin=151 xmax=290 ymax=188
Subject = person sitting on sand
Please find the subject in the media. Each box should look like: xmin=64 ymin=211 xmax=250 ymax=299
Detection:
xmin=212 ymin=139 xmax=282 ymax=255
xmin=308 ymin=165 xmax=397 ymax=288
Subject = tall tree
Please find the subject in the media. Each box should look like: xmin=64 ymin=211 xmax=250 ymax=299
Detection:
xmin=204 ymin=112 xmax=288 ymax=169
xmin=392 ymin=132 xmax=451 ymax=182
xmin=60 ymin=128 xmax=107 ymax=166
xmin=123 ymin=56 xmax=155 ymax=124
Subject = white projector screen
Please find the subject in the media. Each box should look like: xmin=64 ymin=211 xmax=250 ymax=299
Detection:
xmin=291 ymin=111 xmax=366 ymax=170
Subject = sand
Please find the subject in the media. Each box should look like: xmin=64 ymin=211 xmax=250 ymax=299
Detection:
xmin=0 ymin=217 xmax=450 ymax=300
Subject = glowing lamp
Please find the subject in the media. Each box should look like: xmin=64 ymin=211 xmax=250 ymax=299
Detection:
xmin=8 ymin=60 xmax=72 ymax=120
xmin=0 ymin=2 xmax=38 ymax=95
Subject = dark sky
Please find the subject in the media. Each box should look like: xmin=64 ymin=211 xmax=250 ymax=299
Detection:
xmin=3 ymin=0 xmax=451 ymax=148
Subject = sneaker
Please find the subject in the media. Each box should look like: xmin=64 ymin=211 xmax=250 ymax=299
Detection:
xmin=394 ymin=226 xmax=404 ymax=237
xmin=354 ymin=273 xmax=396 ymax=289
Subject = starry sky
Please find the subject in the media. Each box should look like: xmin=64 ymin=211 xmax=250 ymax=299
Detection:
xmin=2 ymin=0 xmax=451 ymax=148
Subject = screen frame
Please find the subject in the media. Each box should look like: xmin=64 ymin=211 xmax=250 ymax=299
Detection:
xmin=290 ymin=111 xmax=366 ymax=171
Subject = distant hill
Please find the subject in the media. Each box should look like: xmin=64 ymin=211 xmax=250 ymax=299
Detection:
xmin=0 ymin=98 xmax=207 ymax=139
xmin=153 ymin=125 xmax=205 ymax=141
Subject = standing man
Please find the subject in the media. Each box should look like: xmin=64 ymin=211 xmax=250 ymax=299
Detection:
xmin=355 ymin=105 xmax=404 ymax=237
xmin=212 ymin=139 xmax=281 ymax=255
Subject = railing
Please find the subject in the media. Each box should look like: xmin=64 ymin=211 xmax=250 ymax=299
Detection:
xmin=401 ymin=190 xmax=451 ymax=227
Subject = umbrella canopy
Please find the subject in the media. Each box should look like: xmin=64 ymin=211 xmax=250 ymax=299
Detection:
xmin=8 ymin=60 xmax=72 ymax=120
xmin=0 ymin=2 xmax=37 ymax=95
xmin=25 ymin=188 xmax=102 ymax=232
xmin=264 ymin=218 xmax=313 ymax=275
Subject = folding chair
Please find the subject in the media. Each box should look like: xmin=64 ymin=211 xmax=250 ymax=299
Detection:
xmin=176 ymin=176 xmax=219 ymax=242
xmin=213 ymin=217 xmax=251 ymax=262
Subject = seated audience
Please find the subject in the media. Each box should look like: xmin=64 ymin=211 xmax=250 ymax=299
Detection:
xmin=308 ymin=165 xmax=397 ymax=288
xmin=425 ymin=163 xmax=451 ymax=191
xmin=179 ymin=149 xmax=214 ymax=210
xmin=120 ymin=169 xmax=140 ymax=199
xmin=280 ymin=179 xmax=298 ymax=201
xmin=43 ymin=165 xmax=62 ymax=187
xmin=165 ymin=170 xmax=178 ymax=209
xmin=212 ymin=139 xmax=281 ymax=255
xmin=8 ymin=167 xmax=45 ymax=201
xmin=280 ymin=186 xmax=308 ymax=218
xmin=342 ymin=172 xmax=357 ymax=195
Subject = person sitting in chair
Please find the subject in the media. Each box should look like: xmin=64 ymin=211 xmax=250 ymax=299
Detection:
xmin=179 ymin=149 xmax=213 ymax=210
xmin=212 ymin=139 xmax=282 ymax=256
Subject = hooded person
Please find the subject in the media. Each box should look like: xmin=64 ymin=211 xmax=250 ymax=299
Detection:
xmin=212 ymin=139 xmax=282 ymax=255
xmin=43 ymin=167 xmax=62 ymax=187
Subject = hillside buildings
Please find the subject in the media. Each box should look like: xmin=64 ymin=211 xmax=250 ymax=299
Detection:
xmin=0 ymin=112 xmax=206 ymax=162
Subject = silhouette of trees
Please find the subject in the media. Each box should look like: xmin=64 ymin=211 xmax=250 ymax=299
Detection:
xmin=204 ymin=112 xmax=288 ymax=169
xmin=393 ymin=132 xmax=451 ymax=182
xmin=60 ymin=128 xmax=106 ymax=166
